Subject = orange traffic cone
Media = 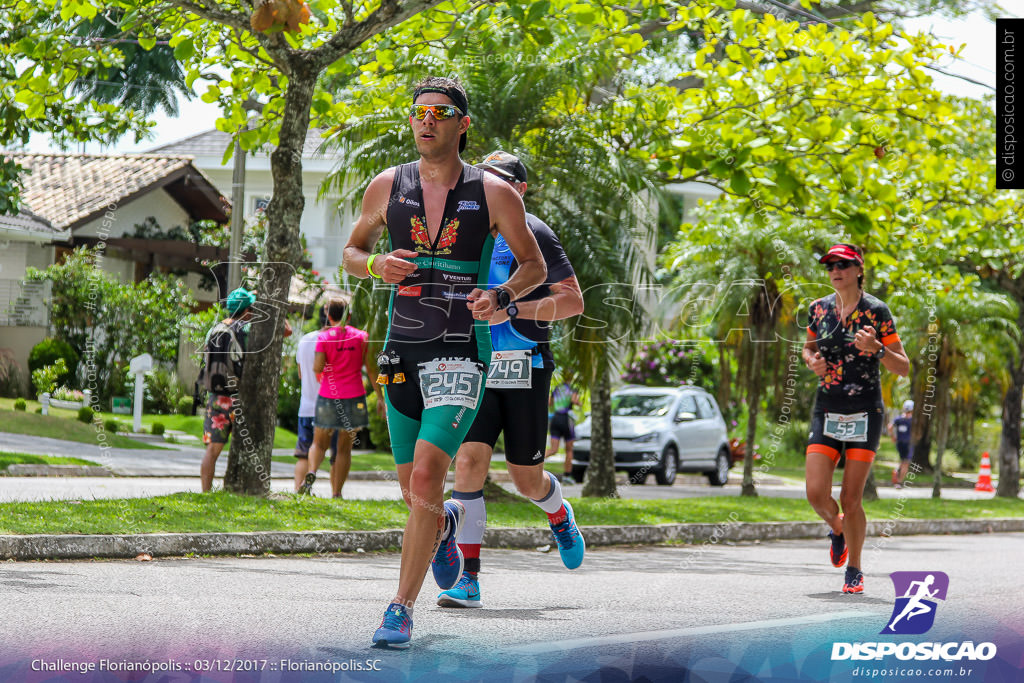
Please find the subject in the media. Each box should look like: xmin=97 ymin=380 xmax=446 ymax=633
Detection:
xmin=975 ymin=452 xmax=995 ymax=493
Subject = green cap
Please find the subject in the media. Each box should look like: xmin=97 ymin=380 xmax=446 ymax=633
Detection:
xmin=226 ymin=287 xmax=256 ymax=315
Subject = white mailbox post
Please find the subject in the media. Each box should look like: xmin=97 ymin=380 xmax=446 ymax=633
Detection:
xmin=128 ymin=353 xmax=153 ymax=433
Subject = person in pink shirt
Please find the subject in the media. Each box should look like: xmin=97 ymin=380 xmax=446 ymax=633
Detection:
xmin=298 ymin=296 xmax=384 ymax=497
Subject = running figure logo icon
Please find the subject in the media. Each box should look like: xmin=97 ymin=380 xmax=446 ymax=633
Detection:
xmin=881 ymin=571 xmax=949 ymax=635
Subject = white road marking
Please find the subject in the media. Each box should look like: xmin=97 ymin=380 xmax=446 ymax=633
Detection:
xmin=507 ymin=610 xmax=882 ymax=654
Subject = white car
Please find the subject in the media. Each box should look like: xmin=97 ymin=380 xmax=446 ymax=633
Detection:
xmin=571 ymin=385 xmax=732 ymax=486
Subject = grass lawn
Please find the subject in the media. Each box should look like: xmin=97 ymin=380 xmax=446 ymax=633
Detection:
xmin=0 ymin=451 xmax=101 ymax=470
xmin=88 ymin=410 xmax=298 ymax=450
xmin=0 ymin=492 xmax=1019 ymax=535
xmin=0 ymin=399 xmax=297 ymax=450
xmin=0 ymin=407 xmax=164 ymax=450
xmin=271 ymin=452 xmax=566 ymax=474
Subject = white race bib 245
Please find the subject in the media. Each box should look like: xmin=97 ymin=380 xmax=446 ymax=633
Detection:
xmin=418 ymin=359 xmax=483 ymax=409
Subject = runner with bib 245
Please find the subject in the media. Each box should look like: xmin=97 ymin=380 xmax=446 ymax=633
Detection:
xmin=342 ymin=76 xmax=546 ymax=649
xmin=802 ymin=243 xmax=909 ymax=594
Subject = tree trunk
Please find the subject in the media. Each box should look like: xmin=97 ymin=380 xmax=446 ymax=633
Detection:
xmin=741 ymin=337 xmax=762 ymax=497
xmin=910 ymin=357 xmax=934 ymax=473
xmin=717 ymin=342 xmax=731 ymax=420
xmin=863 ymin=467 xmax=878 ymax=502
xmin=996 ymin=347 xmax=1023 ymax=498
xmin=224 ymin=59 xmax=316 ymax=495
xmin=932 ymin=343 xmax=953 ymax=498
xmin=770 ymin=338 xmax=785 ymax=419
xmin=582 ymin=361 xmax=617 ymax=498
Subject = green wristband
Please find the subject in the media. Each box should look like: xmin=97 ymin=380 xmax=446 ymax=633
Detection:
xmin=367 ymin=253 xmax=382 ymax=279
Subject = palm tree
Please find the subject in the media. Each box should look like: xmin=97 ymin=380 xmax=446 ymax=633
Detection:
xmin=663 ymin=210 xmax=833 ymax=496
xmin=892 ymin=280 xmax=1018 ymax=497
xmin=69 ymin=11 xmax=191 ymax=116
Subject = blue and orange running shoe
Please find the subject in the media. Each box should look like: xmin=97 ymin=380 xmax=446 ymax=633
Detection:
xmin=829 ymin=513 xmax=847 ymax=567
xmin=829 ymin=530 xmax=848 ymax=567
xmin=550 ymin=501 xmax=585 ymax=570
xmin=437 ymin=570 xmax=482 ymax=608
xmin=843 ymin=567 xmax=864 ymax=594
xmin=372 ymin=602 xmax=413 ymax=649
xmin=431 ymin=500 xmax=465 ymax=590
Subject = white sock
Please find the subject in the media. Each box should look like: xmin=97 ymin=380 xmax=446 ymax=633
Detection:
xmin=531 ymin=471 xmax=565 ymax=515
xmin=452 ymin=490 xmax=486 ymax=545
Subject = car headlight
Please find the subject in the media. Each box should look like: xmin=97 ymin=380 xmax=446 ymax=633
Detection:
xmin=632 ymin=432 xmax=658 ymax=443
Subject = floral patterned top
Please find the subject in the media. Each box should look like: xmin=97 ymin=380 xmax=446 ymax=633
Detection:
xmin=807 ymin=292 xmax=900 ymax=411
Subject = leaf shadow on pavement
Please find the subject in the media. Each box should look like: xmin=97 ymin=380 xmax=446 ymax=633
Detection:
xmin=805 ymin=591 xmax=889 ymax=606
xmin=429 ymin=606 xmax=576 ymax=620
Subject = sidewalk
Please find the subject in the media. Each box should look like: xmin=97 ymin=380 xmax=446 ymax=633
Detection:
xmin=0 ymin=431 xmax=1008 ymax=504
xmin=2 ymin=517 xmax=1022 ymax=561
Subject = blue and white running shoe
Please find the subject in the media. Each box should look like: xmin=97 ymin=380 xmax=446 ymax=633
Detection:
xmin=372 ymin=602 xmax=413 ymax=649
xmin=437 ymin=571 xmax=482 ymax=608
xmin=550 ymin=501 xmax=585 ymax=570
xmin=431 ymin=500 xmax=465 ymax=590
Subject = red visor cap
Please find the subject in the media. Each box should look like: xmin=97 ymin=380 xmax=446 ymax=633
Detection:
xmin=819 ymin=244 xmax=864 ymax=265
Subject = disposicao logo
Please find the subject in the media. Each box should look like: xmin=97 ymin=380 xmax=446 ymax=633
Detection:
xmin=882 ymin=571 xmax=949 ymax=635
xmin=831 ymin=571 xmax=997 ymax=662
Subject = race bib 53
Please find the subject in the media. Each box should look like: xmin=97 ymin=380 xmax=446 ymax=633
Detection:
xmin=823 ymin=411 xmax=869 ymax=442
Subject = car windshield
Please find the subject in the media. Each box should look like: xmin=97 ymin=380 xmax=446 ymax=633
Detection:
xmin=611 ymin=393 xmax=674 ymax=417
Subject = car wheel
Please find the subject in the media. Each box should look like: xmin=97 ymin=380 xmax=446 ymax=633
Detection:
xmin=628 ymin=469 xmax=649 ymax=485
xmin=571 ymin=465 xmax=588 ymax=483
xmin=706 ymin=448 xmax=730 ymax=487
xmin=654 ymin=445 xmax=678 ymax=486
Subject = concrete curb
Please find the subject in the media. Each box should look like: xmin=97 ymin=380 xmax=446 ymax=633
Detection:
xmin=1 ymin=518 xmax=1021 ymax=562
xmin=3 ymin=465 xmax=115 ymax=477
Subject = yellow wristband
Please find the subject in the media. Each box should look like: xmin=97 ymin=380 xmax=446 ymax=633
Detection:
xmin=367 ymin=253 xmax=382 ymax=279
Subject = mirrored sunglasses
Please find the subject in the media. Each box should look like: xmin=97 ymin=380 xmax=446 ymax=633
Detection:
xmin=825 ymin=260 xmax=857 ymax=272
xmin=409 ymin=104 xmax=463 ymax=121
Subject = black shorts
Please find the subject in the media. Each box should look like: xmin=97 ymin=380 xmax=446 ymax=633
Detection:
xmin=549 ymin=412 xmax=576 ymax=441
xmin=806 ymin=404 xmax=883 ymax=464
xmin=463 ymin=367 xmax=552 ymax=466
xmin=896 ymin=441 xmax=913 ymax=461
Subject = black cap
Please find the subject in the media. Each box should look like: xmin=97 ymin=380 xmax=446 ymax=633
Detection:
xmin=413 ymin=85 xmax=469 ymax=153
xmin=477 ymin=151 xmax=527 ymax=183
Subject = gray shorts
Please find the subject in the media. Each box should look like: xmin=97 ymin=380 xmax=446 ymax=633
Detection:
xmin=313 ymin=395 xmax=368 ymax=432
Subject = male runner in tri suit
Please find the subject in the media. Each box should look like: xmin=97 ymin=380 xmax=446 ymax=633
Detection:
xmin=342 ymin=77 xmax=546 ymax=648
xmin=802 ymin=243 xmax=909 ymax=594
xmin=436 ymin=152 xmax=586 ymax=609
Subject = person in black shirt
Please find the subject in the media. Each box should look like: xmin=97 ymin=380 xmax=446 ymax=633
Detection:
xmin=888 ymin=400 xmax=914 ymax=488
xmin=802 ymin=243 xmax=909 ymax=594
xmin=437 ymin=152 xmax=586 ymax=609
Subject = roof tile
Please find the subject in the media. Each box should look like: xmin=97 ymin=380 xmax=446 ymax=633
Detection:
xmin=1 ymin=152 xmax=221 ymax=230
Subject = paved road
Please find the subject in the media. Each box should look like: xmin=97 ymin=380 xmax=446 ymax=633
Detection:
xmin=0 ymin=474 xmax=1000 ymax=503
xmin=0 ymin=535 xmax=1020 ymax=681
xmin=0 ymin=430 xmax=302 ymax=477
xmin=0 ymin=430 xmax=1008 ymax=503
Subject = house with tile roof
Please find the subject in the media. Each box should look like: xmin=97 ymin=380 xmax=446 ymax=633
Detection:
xmin=149 ymin=128 xmax=347 ymax=276
xmin=0 ymin=208 xmax=60 ymax=389
xmin=0 ymin=151 xmax=231 ymax=388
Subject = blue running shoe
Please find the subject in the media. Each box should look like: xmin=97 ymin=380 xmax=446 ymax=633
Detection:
xmin=372 ymin=603 xmax=412 ymax=649
xmin=437 ymin=571 xmax=482 ymax=608
xmin=550 ymin=501 xmax=585 ymax=570
xmin=431 ymin=500 xmax=465 ymax=590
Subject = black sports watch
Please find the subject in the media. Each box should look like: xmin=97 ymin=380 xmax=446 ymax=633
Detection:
xmin=874 ymin=345 xmax=886 ymax=360
xmin=506 ymin=301 xmax=519 ymax=319
xmin=492 ymin=287 xmax=512 ymax=311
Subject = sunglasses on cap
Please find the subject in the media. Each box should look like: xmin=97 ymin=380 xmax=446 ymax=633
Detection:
xmin=409 ymin=104 xmax=464 ymax=121
xmin=825 ymin=260 xmax=857 ymax=272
